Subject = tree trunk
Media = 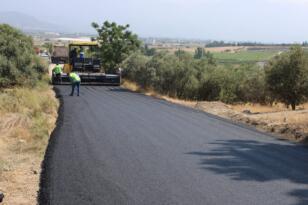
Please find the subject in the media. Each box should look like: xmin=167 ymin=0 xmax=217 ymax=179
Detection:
xmin=291 ymin=103 xmax=296 ymax=110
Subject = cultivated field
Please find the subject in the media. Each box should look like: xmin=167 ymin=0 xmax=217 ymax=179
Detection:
xmin=213 ymin=50 xmax=279 ymax=63
xmin=151 ymin=45 xmax=295 ymax=64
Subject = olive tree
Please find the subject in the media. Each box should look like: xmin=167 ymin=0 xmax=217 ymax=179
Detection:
xmin=265 ymin=46 xmax=308 ymax=110
xmin=92 ymin=21 xmax=141 ymax=73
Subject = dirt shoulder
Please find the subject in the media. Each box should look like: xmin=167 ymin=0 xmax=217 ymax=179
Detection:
xmin=195 ymin=102 xmax=308 ymax=142
xmin=122 ymin=80 xmax=308 ymax=143
xmin=0 ymin=83 xmax=59 ymax=204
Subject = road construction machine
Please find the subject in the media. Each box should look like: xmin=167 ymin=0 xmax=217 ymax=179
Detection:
xmin=51 ymin=41 xmax=121 ymax=85
xmin=51 ymin=46 xmax=68 ymax=64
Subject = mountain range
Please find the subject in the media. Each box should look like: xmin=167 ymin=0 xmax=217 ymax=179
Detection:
xmin=0 ymin=11 xmax=66 ymax=32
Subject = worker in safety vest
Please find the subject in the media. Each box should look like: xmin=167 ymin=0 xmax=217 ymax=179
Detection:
xmin=70 ymin=48 xmax=77 ymax=66
xmin=52 ymin=64 xmax=62 ymax=83
xmin=69 ymin=72 xmax=81 ymax=96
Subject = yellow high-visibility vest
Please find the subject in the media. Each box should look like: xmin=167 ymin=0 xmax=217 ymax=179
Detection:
xmin=53 ymin=65 xmax=62 ymax=74
xmin=69 ymin=73 xmax=81 ymax=82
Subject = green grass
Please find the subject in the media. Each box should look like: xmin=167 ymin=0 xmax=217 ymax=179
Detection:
xmin=213 ymin=50 xmax=279 ymax=63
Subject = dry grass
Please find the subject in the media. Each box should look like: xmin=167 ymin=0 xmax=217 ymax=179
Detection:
xmin=231 ymin=103 xmax=308 ymax=136
xmin=122 ymin=80 xmax=308 ymax=142
xmin=196 ymin=101 xmax=308 ymax=141
xmin=0 ymin=82 xmax=59 ymax=205
xmin=231 ymin=103 xmax=308 ymax=113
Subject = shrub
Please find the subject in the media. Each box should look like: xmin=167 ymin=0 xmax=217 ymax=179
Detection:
xmin=0 ymin=24 xmax=46 ymax=87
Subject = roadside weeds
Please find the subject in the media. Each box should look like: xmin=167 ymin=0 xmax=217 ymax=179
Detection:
xmin=0 ymin=83 xmax=59 ymax=205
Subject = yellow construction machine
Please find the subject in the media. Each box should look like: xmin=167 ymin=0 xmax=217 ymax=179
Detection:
xmin=52 ymin=41 xmax=120 ymax=85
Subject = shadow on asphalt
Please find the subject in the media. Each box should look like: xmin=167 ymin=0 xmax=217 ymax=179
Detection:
xmin=289 ymin=189 xmax=308 ymax=205
xmin=187 ymin=140 xmax=308 ymax=205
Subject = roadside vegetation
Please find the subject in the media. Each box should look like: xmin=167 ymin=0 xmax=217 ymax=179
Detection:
xmin=122 ymin=45 xmax=308 ymax=110
xmin=265 ymin=46 xmax=308 ymax=110
xmin=0 ymin=24 xmax=58 ymax=204
xmin=0 ymin=24 xmax=46 ymax=87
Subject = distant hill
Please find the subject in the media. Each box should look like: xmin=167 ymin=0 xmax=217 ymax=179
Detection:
xmin=0 ymin=11 xmax=65 ymax=32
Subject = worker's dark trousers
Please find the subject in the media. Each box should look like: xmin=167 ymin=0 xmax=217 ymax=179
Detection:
xmin=55 ymin=73 xmax=61 ymax=83
xmin=70 ymin=82 xmax=80 ymax=96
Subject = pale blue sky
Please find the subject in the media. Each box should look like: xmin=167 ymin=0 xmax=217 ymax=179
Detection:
xmin=1 ymin=0 xmax=308 ymax=43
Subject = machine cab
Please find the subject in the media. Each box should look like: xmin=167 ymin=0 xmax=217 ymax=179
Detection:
xmin=63 ymin=42 xmax=101 ymax=74
xmin=53 ymin=41 xmax=121 ymax=85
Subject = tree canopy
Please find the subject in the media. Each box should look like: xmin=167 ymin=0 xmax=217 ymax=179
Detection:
xmin=92 ymin=21 xmax=141 ymax=73
xmin=265 ymin=46 xmax=308 ymax=110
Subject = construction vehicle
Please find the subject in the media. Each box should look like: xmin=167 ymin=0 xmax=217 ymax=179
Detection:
xmin=51 ymin=46 xmax=68 ymax=64
xmin=51 ymin=41 xmax=121 ymax=85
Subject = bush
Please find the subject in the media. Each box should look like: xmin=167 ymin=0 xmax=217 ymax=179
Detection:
xmin=0 ymin=24 xmax=45 ymax=87
xmin=122 ymin=50 xmax=270 ymax=103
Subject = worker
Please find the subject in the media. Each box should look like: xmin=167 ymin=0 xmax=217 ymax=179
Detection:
xmin=52 ymin=63 xmax=62 ymax=83
xmin=79 ymin=51 xmax=85 ymax=59
xmin=69 ymin=72 xmax=81 ymax=96
xmin=70 ymin=48 xmax=77 ymax=66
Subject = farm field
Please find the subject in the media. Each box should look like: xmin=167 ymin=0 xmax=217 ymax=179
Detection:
xmin=213 ymin=50 xmax=279 ymax=63
xmin=152 ymin=45 xmax=290 ymax=63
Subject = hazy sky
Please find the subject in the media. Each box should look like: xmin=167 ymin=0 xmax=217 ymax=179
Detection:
xmin=1 ymin=0 xmax=308 ymax=42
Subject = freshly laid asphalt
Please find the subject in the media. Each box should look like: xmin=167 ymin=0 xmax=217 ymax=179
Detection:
xmin=39 ymin=86 xmax=308 ymax=205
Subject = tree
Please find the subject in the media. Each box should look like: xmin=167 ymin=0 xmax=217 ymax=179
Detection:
xmin=141 ymin=44 xmax=156 ymax=56
xmin=265 ymin=46 xmax=308 ymax=110
xmin=175 ymin=49 xmax=186 ymax=58
xmin=204 ymin=51 xmax=216 ymax=65
xmin=121 ymin=52 xmax=150 ymax=84
xmin=174 ymin=49 xmax=192 ymax=62
xmin=92 ymin=21 xmax=141 ymax=73
xmin=0 ymin=24 xmax=45 ymax=87
xmin=194 ymin=47 xmax=205 ymax=59
xmin=43 ymin=42 xmax=53 ymax=54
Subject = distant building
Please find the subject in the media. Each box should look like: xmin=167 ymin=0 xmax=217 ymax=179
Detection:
xmin=44 ymin=32 xmax=60 ymax=36
xmin=55 ymin=37 xmax=92 ymax=42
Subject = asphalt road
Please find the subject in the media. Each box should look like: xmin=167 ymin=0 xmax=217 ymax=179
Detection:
xmin=39 ymin=86 xmax=308 ymax=205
